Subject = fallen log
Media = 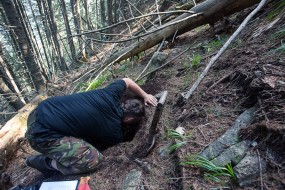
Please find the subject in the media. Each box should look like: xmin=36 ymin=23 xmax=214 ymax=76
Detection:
xmin=101 ymin=0 xmax=259 ymax=66
xmin=0 ymin=95 xmax=47 ymax=169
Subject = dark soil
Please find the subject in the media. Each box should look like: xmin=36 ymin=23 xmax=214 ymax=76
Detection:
xmin=1 ymin=1 xmax=285 ymax=190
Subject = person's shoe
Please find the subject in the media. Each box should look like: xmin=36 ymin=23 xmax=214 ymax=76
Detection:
xmin=26 ymin=155 xmax=58 ymax=176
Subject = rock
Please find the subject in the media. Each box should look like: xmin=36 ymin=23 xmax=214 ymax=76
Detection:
xmin=211 ymin=140 xmax=252 ymax=166
xmin=200 ymin=106 xmax=257 ymax=160
xmin=121 ymin=169 xmax=142 ymax=190
xmin=234 ymin=154 xmax=267 ymax=187
xmin=152 ymin=52 xmax=167 ymax=66
xmin=157 ymin=142 xmax=175 ymax=158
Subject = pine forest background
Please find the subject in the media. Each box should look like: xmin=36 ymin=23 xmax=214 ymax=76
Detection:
xmin=0 ymin=0 xmax=154 ymax=125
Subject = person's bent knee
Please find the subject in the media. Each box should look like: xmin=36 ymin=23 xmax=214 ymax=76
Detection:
xmin=54 ymin=149 xmax=103 ymax=175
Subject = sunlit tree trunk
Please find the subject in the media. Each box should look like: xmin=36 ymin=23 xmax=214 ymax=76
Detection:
xmin=0 ymin=0 xmax=46 ymax=92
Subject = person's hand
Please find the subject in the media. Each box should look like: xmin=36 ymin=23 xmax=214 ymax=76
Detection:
xmin=144 ymin=94 xmax=158 ymax=106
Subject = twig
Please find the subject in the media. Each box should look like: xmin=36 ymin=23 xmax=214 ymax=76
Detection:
xmin=257 ymin=149 xmax=264 ymax=190
xmin=137 ymin=46 xmax=191 ymax=81
xmin=135 ymin=38 xmax=165 ymax=81
xmin=182 ymin=0 xmax=267 ymax=100
xmin=172 ymin=29 xmax=178 ymax=43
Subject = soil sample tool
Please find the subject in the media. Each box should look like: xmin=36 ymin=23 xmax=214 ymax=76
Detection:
xmin=132 ymin=91 xmax=168 ymax=159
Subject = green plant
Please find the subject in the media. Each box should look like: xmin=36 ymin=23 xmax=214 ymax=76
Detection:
xmin=266 ymin=1 xmax=285 ymax=20
xmin=83 ymin=72 xmax=112 ymax=91
xmin=191 ymin=54 xmax=202 ymax=68
xmin=181 ymin=155 xmax=236 ymax=183
xmin=203 ymin=38 xmax=224 ymax=52
xmin=136 ymin=79 xmax=145 ymax=85
xmin=272 ymin=29 xmax=285 ymax=39
xmin=167 ymin=128 xmax=191 ymax=151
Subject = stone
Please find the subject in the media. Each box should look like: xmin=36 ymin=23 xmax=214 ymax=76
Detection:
xmin=200 ymin=106 xmax=257 ymax=160
xmin=234 ymin=154 xmax=267 ymax=187
xmin=157 ymin=142 xmax=175 ymax=158
xmin=211 ymin=140 xmax=252 ymax=166
xmin=152 ymin=52 xmax=167 ymax=66
xmin=121 ymin=169 xmax=142 ymax=190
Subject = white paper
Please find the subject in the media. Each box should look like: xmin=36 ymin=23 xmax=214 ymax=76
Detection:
xmin=39 ymin=180 xmax=79 ymax=190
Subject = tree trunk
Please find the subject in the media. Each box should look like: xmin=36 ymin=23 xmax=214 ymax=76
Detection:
xmin=84 ymin=0 xmax=94 ymax=54
xmin=100 ymin=0 xmax=106 ymax=26
xmin=47 ymin=0 xmax=68 ymax=71
xmin=59 ymin=0 xmax=77 ymax=65
xmin=0 ymin=0 xmax=46 ymax=92
xmin=107 ymin=0 xmax=113 ymax=26
xmin=0 ymin=95 xmax=47 ymax=169
xmin=35 ymin=0 xmax=55 ymax=74
xmin=27 ymin=0 xmax=52 ymax=78
xmin=71 ymin=0 xmax=86 ymax=60
xmin=102 ymin=0 xmax=260 ymax=66
xmin=14 ymin=0 xmax=48 ymax=81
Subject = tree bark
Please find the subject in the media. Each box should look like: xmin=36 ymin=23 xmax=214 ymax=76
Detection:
xmin=71 ymin=0 xmax=86 ymax=59
xmin=107 ymin=0 xmax=113 ymax=26
xmin=28 ymin=0 xmax=52 ymax=78
xmin=59 ymin=0 xmax=77 ymax=65
xmin=0 ymin=95 xmax=46 ymax=169
xmin=35 ymin=0 xmax=55 ymax=74
xmin=14 ymin=0 xmax=48 ymax=81
xmin=101 ymin=0 xmax=259 ymax=66
xmin=47 ymin=0 xmax=68 ymax=71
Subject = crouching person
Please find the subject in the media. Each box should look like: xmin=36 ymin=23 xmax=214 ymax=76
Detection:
xmin=25 ymin=78 xmax=157 ymax=175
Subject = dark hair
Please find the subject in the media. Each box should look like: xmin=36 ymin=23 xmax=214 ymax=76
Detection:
xmin=121 ymin=98 xmax=145 ymax=142
xmin=121 ymin=98 xmax=145 ymax=118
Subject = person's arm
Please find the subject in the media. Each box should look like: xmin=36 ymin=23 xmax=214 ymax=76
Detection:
xmin=122 ymin=78 xmax=157 ymax=106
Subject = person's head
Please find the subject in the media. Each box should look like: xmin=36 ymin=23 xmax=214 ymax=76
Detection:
xmin=121 ymin=98 xmax=145 ymax=125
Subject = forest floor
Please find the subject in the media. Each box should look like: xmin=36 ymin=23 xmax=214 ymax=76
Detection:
xmin=2 ymin=1 xmax=285 ymax=190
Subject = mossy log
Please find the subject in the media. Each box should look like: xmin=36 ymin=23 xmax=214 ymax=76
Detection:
xmin=0 ymin=95 xmax=47 ymax=168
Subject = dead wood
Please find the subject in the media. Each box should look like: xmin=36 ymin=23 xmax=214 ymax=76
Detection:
xmin=182 ymin=0 xmax=267 ymax=101
xmin=0 ymin=95 xmax=47 ymax=169
xmin=100 ymin=0 xmax=260 ymax=67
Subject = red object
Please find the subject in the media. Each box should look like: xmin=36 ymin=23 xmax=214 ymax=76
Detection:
xmin=78 ymin=176 xmax=91 ymax=190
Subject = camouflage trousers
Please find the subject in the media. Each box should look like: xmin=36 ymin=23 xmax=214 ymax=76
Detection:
xmin=26 ymin=110 xmax=103 ymax=175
